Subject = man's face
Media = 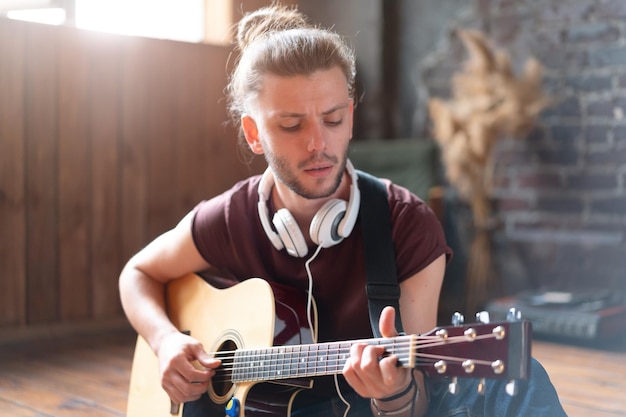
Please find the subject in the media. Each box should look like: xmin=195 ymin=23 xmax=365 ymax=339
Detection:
xmin=242 ymin=67 xmax=354 ymax=200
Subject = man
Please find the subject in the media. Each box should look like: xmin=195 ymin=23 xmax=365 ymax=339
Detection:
xmin=120 ymin=5 xmax=566 ymax=417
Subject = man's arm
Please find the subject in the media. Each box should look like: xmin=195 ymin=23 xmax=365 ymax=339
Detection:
xmin=344 ymin=254 xmax=446 ymax=417
xmin=119 ymin=211 xmax=220 ymax=404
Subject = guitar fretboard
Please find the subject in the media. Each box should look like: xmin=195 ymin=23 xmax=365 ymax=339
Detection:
xmin=230 ymin=335 xmax=415 ymax=383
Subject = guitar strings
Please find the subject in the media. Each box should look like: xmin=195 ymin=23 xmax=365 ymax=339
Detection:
xmin=206 ymin=332 xmax=503 ymax=384
xmin=209 ymin=333 xmax=499 ymax=369
xmin=209 ymin=332 xmax=497 ymax=362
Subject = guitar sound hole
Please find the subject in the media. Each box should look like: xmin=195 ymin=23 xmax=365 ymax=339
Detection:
xmin=213 ymin=339 xmax=237 ymax=398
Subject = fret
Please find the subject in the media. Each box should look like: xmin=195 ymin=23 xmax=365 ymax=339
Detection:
xmin=338 ymin=342 xmax=351 ymax=372
xmin=318 ymin=343 xmax=329 ymax=375
xmin=233 ymin=349 xmax=250 ymax=382
xmin=258 ymin=349 xmax=268 ymax=381
xmin=308 ymin=344 xmax=317 ymax=376
xmin=307 ymin=343 xmax=316 ymax=377
xmin=287 ymin=346 xmax=294 ymax=377
xmin=254 ymin=349 xmax=261 ymax=380
xmin=268 ymin=348 xmax=277 ymax=380
xmin=274 ymin=347 xmax=281 ymax=379
xmin=327 ymin=343 xmax=339 ymax=374
xmin=232 ymin=350 xmax=242 ymax=382
xmin=250 ymin=349 xmax=258 ymax=381
xmin=279 ymin=346 xmax=289 ymax=378
xmin=266 ymin=349 xmax=273 ymax=380
xmin=285 ymin=345 xmax=294 ymax=378
xmin=299 ymin=344 xmax=310 ymax=377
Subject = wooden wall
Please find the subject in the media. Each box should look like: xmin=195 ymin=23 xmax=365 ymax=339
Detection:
xmin=0 ymin=19 xmax=265 ymax=338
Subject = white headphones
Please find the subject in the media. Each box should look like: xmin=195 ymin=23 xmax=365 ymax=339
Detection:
xmin=257 ymin=159 xmax=361 ymax=257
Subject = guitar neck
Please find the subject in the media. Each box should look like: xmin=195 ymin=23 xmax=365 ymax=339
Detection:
xmin=228 ymin=336 xmax=415 ymax=383
xmin=223 ymin=320 xmax=530 ymax=383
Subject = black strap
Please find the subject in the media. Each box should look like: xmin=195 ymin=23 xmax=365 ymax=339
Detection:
xmin=357 ymin=171 xmax=404 ymax=338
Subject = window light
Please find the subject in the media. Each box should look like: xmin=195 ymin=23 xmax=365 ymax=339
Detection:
xmin=6 ymin=7 xmax=66 ymax=25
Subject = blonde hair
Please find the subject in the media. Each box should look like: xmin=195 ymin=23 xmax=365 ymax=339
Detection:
xmin=226 ymin=4 xmax=356 ymax=144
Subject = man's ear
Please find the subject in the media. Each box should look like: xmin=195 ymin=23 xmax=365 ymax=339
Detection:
xmin=241 ymin=115 xmax=264 ymax=155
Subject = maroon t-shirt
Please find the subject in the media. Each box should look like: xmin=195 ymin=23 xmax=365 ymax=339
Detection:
xmin=191 ymin=174 xmax=451 ymax=344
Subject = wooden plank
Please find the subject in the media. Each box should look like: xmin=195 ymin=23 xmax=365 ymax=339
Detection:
xmin=30 ymin=350 xmax=131 ymax=391
xmin=0 ymin=20 xmax=27 ymax=327
xmin=174 ymin=42 xmax=265 ymax=208
xmin=533 ymin=341 xmax=626 ymax=417
xmin=207 ymin=44 xmax=267 ymax=190
xmin=119 ymin=37 xmax=149 ymax=264
xmin=145 ymin=40 xmax=178 ymax=239
xmin=0 ymin=330 xmax=133 ymax=417
xmin=0 ymin=318 xmax=130 ymax=345
xmin=0 ymin=370 xmax=124 ymax=417
xmin=167 ymin=41 xmax=263 ymax=220
xmin=23 ymin=23 xmax=60 ymax=325
xmin=0 ymin=399 xmax=50 ymax=417
xmin=170 ymin=42 xmax=213 ymax=215
xmin=194 ymin=42 xmax=244 ymax=196
xmin=63 ymin=346 xmax=135 ymax=385
xmin=88 ymin=33 xmax=122 ymax=319
xmin=57 ymin=26 xmax=92 ymax=321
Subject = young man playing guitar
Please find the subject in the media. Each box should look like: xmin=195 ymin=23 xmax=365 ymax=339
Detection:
xmin=119 ymin=4 xmax=567 ymax=417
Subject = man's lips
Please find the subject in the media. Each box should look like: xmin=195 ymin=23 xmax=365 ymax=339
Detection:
xmin=304 ymin=165 xmax=333 ymax=178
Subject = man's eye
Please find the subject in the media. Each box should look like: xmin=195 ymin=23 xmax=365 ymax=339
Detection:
xmin=281 ymin=124 xmax=300 ymax=132
xmin=326 ymin=119 xmax=343 ymax=127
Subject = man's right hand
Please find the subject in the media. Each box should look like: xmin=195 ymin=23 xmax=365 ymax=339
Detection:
xmin=157 ymin=332 xmax=221 ymax=405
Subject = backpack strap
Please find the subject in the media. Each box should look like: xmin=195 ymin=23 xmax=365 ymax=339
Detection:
xmin=356 ymin=170 xmax=404 ymax=338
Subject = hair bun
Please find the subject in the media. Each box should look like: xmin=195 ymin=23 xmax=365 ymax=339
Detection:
xmin=236 ymin=5 xmax=310 ymax=50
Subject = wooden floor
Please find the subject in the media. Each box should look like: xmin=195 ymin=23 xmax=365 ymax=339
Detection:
xmin=0 ymin=328 xmax=624 ymax=417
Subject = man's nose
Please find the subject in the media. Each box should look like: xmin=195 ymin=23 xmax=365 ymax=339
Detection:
xmin=306 ymin=123 xmax=327 ymax=152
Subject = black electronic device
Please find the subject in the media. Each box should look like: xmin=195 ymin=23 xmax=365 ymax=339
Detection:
xmin=486 ymin=289 xmax=626 ymax=343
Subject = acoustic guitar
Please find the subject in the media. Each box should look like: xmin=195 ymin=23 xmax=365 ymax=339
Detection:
xmin=127 ymin=274 xmax=531 ymax=417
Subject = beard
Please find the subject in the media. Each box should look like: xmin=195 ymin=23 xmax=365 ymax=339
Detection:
xmin=264 ymin=148 xmax=349 ymax=200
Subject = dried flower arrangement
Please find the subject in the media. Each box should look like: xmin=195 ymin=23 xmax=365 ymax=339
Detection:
xmin=428 ymin=29 xmax=550 ymax=312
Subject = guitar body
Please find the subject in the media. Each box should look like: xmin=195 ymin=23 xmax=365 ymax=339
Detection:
xmin=127 ymin=274 xmax=316 ymax=417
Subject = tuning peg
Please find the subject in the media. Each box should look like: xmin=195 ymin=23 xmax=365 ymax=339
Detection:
xmin=505 ymin=379 xmax=518 ymax=396
xmin=507 ymin=308 xmax=522 ymax=322
xmin=448 ymin=377 xmax=459 ymax=395
xmin=451 ymin=312 xmax=464 ymax=326
xmin=477 ymin=378 xmax=486 ymax=395
xmin=476 ymin=311 xmax=490 ymax=323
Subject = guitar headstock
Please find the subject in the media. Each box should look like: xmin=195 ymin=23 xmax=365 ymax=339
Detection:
xmin=415 ymin=310 xmax=532 ymax=394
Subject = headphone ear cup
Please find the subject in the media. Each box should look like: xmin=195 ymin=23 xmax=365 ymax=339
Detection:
xmin=309 ymin=199 xmax=347 ymax=248
xmin=272 ymin=208 xmax=309 ymax=258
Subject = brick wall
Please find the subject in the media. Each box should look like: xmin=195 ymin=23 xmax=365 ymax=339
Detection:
xmin=421 ymin=0 xmax=626 ymax=295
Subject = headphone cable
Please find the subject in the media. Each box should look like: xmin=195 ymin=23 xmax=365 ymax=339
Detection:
xmin=304 ymin=244 xmax=352 ymax=417
xmin=304 ymin=244 xmax=323 ymax=339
